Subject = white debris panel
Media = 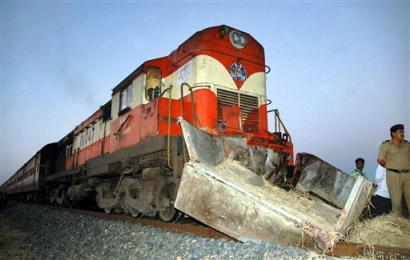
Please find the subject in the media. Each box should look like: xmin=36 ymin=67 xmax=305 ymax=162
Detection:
xmin=175 ymin=118 xmax=372 ymax=251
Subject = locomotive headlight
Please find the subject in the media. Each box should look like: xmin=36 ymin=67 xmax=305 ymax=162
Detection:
xmin=229 ymin=30 xmax=247 ymax=49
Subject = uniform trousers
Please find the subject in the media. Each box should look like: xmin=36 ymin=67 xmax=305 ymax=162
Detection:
xmin=386 ymin=171 xmax=410 ymax=216
xmin=370 ymin=195 xmax=391 ymax=217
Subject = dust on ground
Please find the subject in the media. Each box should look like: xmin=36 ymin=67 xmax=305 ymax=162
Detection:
xmin=0 ymin=205 xmax=33 ymax=259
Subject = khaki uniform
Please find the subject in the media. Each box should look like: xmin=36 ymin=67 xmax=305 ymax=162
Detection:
xmin=377 ymin=140 xmax=410 ymax=215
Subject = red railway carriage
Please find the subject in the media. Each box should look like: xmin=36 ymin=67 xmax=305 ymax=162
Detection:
xmin=2 ymin=143 xmax=59 ymax=199
xmin=2 ymin=25 xmax=293 ymax=221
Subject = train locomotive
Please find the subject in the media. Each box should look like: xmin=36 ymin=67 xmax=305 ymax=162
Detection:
xmin=1 ymin=25 xmax=293 ymax=221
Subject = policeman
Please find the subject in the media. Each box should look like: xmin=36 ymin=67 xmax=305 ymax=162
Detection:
xmin=377 ymin=124 xmax=410 ymax=216
xmin=349 ymin=158 xmax=368 ymax=179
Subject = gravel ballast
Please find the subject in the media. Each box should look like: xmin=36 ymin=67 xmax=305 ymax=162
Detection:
xmin=0 ymin=202 xmax=332 ymax=259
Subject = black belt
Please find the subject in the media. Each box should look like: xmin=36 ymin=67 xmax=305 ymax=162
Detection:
xmin=387 ymin=168 xmax=410 ymax=173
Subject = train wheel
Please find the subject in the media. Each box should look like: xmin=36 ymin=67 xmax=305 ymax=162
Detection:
xmin=158 ymin=182 xmax=178 ymax=222
xmin=129 ymin=208 xmax=142 ymax=218
xmin=49 ymin=190 xmax=56 ymax=205
xmin=159 ymin=206 xmax=177 ymax=222
xmin=173 ymin=211 xmax=184 ymax=223
xmin=66 ymin=199 xmax=73 ymax=208
xmin=56 ymin=189 xmax=66 ymax=206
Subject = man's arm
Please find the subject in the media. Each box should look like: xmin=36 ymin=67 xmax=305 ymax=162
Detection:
xmin=377 ymin=143 xmax=387 ymax=167
xmin=377 ymin=159 xmax=385 ymax=167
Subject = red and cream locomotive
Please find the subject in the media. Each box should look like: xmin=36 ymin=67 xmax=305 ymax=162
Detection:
xmin=1 ymin=25 xmax=293 ymax=221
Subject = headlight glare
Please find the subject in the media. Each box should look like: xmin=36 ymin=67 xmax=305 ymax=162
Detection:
xmin=229 ymin=31 xmax=247 ymax=49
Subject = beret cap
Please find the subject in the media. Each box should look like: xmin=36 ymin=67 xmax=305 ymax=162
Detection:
xmin=390 ymin=124 xmax=404 ymax=133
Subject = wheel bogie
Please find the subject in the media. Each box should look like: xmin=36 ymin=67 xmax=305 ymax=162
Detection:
xmin=7 ymin=163 xmax=184 ymax=223
xmin=93 ymin=167 xmax=180 ymax=221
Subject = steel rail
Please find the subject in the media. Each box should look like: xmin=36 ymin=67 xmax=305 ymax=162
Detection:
xmin=19 ymin=202 xmax=231 ymax=240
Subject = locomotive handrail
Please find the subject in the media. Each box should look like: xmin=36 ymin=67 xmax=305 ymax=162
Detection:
xmin=268 ymin=109 xmax=292 ymax=143
xmin=179 ymin=83 xmax=210 ymax=165
xmin=188 ymin=85 xmax=211 ymax=128
xmin=160 ymin=86 xmax=172 ymax=97
xmin=166 ymin=85 xmax=173 ymax=170
xmin=180 ymin=83 xmax=190 ymax=118
xmin=265 ymin=65 xmax=271 ymax=74
xmin=180 ymin=83 xmax=210 ymax=128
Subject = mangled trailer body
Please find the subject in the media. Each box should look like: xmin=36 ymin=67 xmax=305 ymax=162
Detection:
xmin=175 ymin=119 xmax=372 ymax=251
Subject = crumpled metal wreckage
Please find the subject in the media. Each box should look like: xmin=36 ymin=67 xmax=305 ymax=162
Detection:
xmin=175 ymin=118 xmax=372 ymax=251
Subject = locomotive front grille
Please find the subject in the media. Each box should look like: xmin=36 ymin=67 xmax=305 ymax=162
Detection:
xmin=217 ymin=88 xmax=259 ymax=132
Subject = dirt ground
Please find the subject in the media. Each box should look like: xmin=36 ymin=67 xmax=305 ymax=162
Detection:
xmin=0 ymin=206 xmax=33 ymax=259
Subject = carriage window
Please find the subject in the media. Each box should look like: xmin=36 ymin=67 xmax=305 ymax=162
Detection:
xmin=88 ymin=127 xmax=92 ymax=142
xmin=145 ymin=67 xmax=162 ymax=101
xmin=120 ymin=84 xmax=133 ymax=111
xmin=66 ymin=145 xmax=71 ymax=158
xmin=81 ymin=133 xmax=85 ymax=147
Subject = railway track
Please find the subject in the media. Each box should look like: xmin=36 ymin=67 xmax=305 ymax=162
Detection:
xmin=25 ymin=202 xmax=233 ymax=241
xmin=14 ymin=202 xmax=410 ymax=259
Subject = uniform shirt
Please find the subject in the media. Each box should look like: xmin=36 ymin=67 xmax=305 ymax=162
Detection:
xmin=374 ymin=165 xmax=389 ymax=198
xmin=377 ymin=140 xmax=410 ymax=170
xmin=349 ymin=169 xmax=367 ymax=179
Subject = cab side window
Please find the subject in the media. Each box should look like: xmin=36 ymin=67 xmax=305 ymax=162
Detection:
xmin=120 ymin=84 xmax=133 ymax=112
xmin=145 ymin=67 xmax=162 ymax=101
